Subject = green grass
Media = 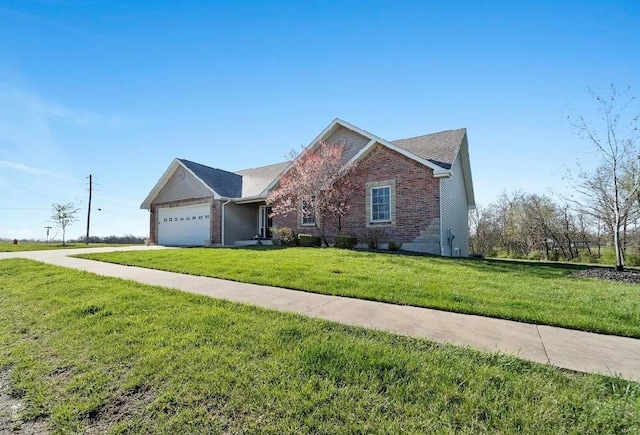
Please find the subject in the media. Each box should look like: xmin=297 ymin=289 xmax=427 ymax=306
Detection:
xmin=78 ymin=247 xmax=640 ymax=338
xmin=0 ymin=242 xmax=130 ymax=252
xmin=0 ymin=259 xmax=638 ymax=433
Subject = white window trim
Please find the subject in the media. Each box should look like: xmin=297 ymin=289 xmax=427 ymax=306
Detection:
xmin=301 ymin=215 xmax=316 ymax=226
xmin=370 ymin=185 xmax=392 ymax=223
xmin=365 ymin=179 xmax=396 ymax=227
xmin=300 ymin=200 xmax=316 ymax=227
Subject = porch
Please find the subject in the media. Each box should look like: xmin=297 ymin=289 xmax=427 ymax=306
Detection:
xmin=222 ymin=201 xmax=273 ymax=246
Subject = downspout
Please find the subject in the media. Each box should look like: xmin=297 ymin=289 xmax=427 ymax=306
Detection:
xmin=220 ymin=198 xmax=232 ymax=246
xmin=439 ymin=180 xmax=444 ymax=256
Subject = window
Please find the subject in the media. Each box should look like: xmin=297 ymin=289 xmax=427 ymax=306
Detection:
xmin=371 ymin=186 xmax=391 ymax=222
xmin=301 ymin=199 xmax=315 ymax=226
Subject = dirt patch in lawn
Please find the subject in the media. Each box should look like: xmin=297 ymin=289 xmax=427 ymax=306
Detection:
xmin=1 ymin=366 xmax=155 ymax=434
xmin=85 ymin=384 xmax=155 ymax=434
xmin=0 ymin=368 xmax=48 ymax=434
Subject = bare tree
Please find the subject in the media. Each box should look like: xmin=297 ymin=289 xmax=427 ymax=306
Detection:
xmin=469 ymin=205 xmax=499 ymax=255
xmin=480 ymin=191 xmax=593 ymax=261
xmin=51 ymin=203 xmax=80 ymax=245
xmin=567 ymin=85 xmax=640 ymax=271
xmin=267 ymin=141 xmax=356 ymax=246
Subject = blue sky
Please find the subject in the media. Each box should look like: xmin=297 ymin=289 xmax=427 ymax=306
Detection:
xmin=1 ymin=0 xmax=639 ymax=240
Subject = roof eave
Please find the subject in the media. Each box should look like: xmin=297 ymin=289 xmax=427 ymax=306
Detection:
xmin=140 ymin=159 xmax=220 ymax=209
xmin=347 ymin=138 xmax=452 ymax=176
xmin=458 ymin=132 xmax=475 ymax=207
xmin=234 ymin=195 xmax=268 ymax=204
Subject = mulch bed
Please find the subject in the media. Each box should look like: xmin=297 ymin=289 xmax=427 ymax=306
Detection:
xmin=572 ymin=268 xmax=640 ymax=284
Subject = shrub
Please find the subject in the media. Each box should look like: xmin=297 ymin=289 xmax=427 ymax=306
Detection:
xmin=485 ymin=248 xmax=498 ymax=258
xmin=272 ymin=227 xmax=298 ymax=246
xmin=298 ymin=234 xmax=321 ymax=247
xmin=334 ymin=236 xmax=357 ymax=249
xmin=365 ymin=228 xmax=386 ymax=250
xmin=577 ymin=250 xmax=599 ymax=264
xmin=388 ymin=240 xmax=402 ymax=251
xmin=626 ymin=255 xmax=640 ymax=267
xmin=528 ymin=251 xmax=542 ymax=261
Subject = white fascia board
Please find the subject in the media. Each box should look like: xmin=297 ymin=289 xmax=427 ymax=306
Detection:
xmin=260 ymin=161 xmax=293 ymax=197
xmin=234 ymin=196 xmax=267 ymax=204
xmin=458 ymin=133 xmax=476 ymax=207
xmin=331 ymin=119 xmax=452 ymax=176
xmin=304 ymin=118 xmax=380 ymax=156
xmin=260 ymin=118 xmax=453 ymax=196
xmin=442 ymin=133 xmax=475 ymax=207
xmin=379 ymin=140 xmax=451 ymax=175
xmin=260 ymin=119 xmax=357 ymax=196
xmin=346 ymin=139 xmax=452 ymax=177
xmin=307 ymin=118 xmax=344 ymax=147
xmin=140 ymin=159 xmax=182 ymax=209
xmin=179 ymin=162 xmax=222 ymax=199
xmin=140 ymin=159 xmax=220 ymax=209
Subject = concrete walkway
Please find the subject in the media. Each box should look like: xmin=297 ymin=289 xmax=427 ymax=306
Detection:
xmin=2 ymin=246 xmax=639 ymax=382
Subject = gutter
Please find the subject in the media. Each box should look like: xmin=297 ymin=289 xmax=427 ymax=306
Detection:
xmin=220 ymin=198 xmax=232 ymax=246
xmin=433 ymin=170 xmax=453 ymax=178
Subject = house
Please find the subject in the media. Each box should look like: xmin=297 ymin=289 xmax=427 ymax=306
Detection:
xmin=140 ymin=118 xmax=475 ymax=256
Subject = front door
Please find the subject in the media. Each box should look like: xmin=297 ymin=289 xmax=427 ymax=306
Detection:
xmin=258 ymin=206 xmax=273 ymax=238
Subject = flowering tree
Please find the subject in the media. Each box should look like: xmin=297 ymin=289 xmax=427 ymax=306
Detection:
xmin=267 ymin=141 xmax=356 ymax=246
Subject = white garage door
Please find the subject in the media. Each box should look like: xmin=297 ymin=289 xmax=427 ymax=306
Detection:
xmin=157 ymin=204 xmax=210 ymax=246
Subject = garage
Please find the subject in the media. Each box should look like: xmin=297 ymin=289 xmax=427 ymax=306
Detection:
xmin=157 ymin=204 xmax=210 ymax=246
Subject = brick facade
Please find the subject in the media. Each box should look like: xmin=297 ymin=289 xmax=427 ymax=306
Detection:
xmin=210 ymin=199 xmax=222 ymax=244
xmin=272 ymin=144 xmax=441 ymax=245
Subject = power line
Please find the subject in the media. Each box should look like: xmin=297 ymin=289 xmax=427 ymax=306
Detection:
xmin=0 ymin=207 xmax=50 ymax=210
xmin=96 ymin=209 xmax=145 ymax=219
xmin=0 ymin=177 xmax=64 ymax=202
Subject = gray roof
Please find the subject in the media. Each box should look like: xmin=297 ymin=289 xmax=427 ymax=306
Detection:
xmin=391 ymin=128 xmax=466 ymax=170
xmin=179 ymin=159 xmax=242 ymax=198
xmin=234 ymin=161 xmax=290 ymax=198
xmin=178 ymin=127 xmax=465 ymax=200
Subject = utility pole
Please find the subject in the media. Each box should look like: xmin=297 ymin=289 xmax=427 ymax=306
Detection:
xmin=86 ymin=174 xmax=92 ymax=244
xmin=44 ymin=226 xmax=52 ymax=244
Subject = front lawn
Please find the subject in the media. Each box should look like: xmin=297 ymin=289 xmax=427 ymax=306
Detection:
xmin=0 ymin=259 xmax=638 ymax=433
xmin=0 ymin=242 xmax=129 ymax=252
xmin=78 ymin=247 xmax=640 ymax=338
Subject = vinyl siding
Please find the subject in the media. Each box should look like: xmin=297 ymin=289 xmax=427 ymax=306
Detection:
xmin=324 ymin=126 xmax=371 ymax=163
xmin=223 ymin=203 xmax=259 ymax=245
xmin=154 ymin=167 xmax=213 ymax=204
xmin=440 ymin=156 xmax=470 ymax=256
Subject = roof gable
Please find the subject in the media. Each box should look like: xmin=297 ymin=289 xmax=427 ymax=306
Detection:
xmin=391 ymin=128 xmax=466 ymax=170
xmin=179 ymin=159 xmax=242 ymax=198
xmin=234 ymin=161 xmax=289 ymax=198
xmin=140 ymin=158 xmax=242 ymax=209
xmin=262 ymin=119 xmax=463 ymax=195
